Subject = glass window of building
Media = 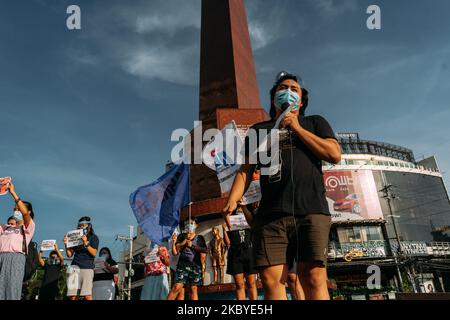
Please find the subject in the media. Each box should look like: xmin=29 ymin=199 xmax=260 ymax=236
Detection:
xmin=366 ymin=226 xmax=383 ymax=241
xmin=338 ymin=227 xmax=362 ymax=243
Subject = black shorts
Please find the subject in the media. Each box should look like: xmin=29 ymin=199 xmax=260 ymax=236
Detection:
xmin=226 ymin=246 xmax=258 ymax=276
xmin=252 ymin=214 xmax=331 ymax=269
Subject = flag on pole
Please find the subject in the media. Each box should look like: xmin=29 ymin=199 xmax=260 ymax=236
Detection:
xmin=129 ymin=163 xmax=190 ymax=245
xmin=203 ymin=121 xmax=261 ymax=204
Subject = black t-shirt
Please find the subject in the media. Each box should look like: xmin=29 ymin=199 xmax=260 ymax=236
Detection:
xmin=176 ymin=234 xmax=206 ymax=267
xmin=41 ymin=263 xmax=62 ymax=289
xmin=94 ymin=258 xmax=118 ymax=282
xmin=245 ymin=115 xmax=337 ymax=217
xmin=71 ymin=234 xmax=99 ymax=269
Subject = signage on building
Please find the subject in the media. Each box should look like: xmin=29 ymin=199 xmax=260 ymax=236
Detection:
xmin=324 ymin=170 xmax=384 ymax=222
xmin=390 ymin=241 xmax=428 ymax=256
xmin=328 ymin=241 xmax=387 ymax=260
xmin=337 ymin=133 xmax=360 ymax=140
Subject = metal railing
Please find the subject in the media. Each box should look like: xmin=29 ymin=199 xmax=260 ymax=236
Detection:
xmin=328 ymin=241 xmax=450 ymax=261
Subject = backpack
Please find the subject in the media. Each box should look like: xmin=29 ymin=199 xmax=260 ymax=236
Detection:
xmin=23 ymin=241 xmax=40 ymax=282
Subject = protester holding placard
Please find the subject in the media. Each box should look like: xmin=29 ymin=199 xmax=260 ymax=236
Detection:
xmin=140 ymin=243 xmax=170 ymax=300
xmin=0 ymin=182 xmax=36 ymax=300
xmin=63 ymin=216 xmax=99 ymax=300
xmin=222 ymin=206 xmax=258 ymax=301
xmin=167 ymin=219 xmax=207 ymax=301
xmin=38 ymin=242 xmax=64 ymax=300
xmin=93 ymin=247 xmax=118 ymax=300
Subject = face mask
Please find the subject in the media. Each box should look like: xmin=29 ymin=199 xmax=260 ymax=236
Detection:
xmin=48 ymin=256 xmax=59 ymax=265
xmin=13 ymin=211 xmax=23 ymax=222
xmin=101 ymin=253 xmax=109 ymax=259
xmin=185 ymin=223 xmax=196 ymax=233
xmin=274 ymin=89 xmax=301 ymax=112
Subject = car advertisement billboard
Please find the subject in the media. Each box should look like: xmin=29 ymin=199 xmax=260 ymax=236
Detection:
xmin=324 ymin=170 xmax=384 ymax=222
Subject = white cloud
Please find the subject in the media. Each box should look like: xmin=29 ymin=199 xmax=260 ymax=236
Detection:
xmin=134 ymin=5 xmax=200 ymax=35
xmin=68 ymin=0 xmax=294 ymax=84
xmin=122 ymin=44 xmax=198 ymax=85
xmin=249 ymin=21 xmax=278 ymax=50
xmin=313 ymin=0 xmax=358 ymax=16
xmin=246 ymin=1 xmax=295 ymax=51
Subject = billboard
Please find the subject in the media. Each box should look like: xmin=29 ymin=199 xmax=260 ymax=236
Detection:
xmin=324 ymin=170 xmax=383 ymax=222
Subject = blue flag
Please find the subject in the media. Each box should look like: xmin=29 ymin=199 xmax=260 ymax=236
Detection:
xmin=129 ymin=163 xmax=190 ymax=245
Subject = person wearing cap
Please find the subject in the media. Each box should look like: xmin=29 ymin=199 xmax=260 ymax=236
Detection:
xmin=223 ymin=71 xmax=341 ymax=300
xmin=0 ymin=182 xmax=36 ymax=300
xmin=63 ymin=216 xmax=99 ymax=300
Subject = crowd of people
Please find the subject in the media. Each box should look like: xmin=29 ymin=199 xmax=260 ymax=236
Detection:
xmin=0 ymin=183 xmax=119 ymax=300
xmin=1 ymin=71 xmax=340 ymax=301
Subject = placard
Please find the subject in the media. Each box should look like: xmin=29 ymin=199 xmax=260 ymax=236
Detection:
xmin=144 ymin=247 xmax=160 ymax=264
xmin=0 ymin=177 xmax=11 ymax=196
xmin=94 ymin=257 xmax=106 ymax=272
xmin=66 ymin=229 xmax=84 ymax=248
xmin=241 ymin=180 xmax=262 ymax=205
xmin=41 ymin=240 xmax=56 ymax=251
xmin=229 ymin=214 xmax=250 ymax=231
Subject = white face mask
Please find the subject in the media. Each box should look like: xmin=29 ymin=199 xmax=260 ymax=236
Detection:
xmin=185 ymin=223 xmax=196 ymax=233
xmin=13 ymin=211 xmax=23 ymax=222
xmin=101 ymin=253 xmax=109 ymax=259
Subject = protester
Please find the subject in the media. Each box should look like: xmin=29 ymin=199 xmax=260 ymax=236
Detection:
xmin=140 ymin=243 xmax=170 ymax=300
xmin=167 ymin=219 xmax=207 ymax=300
xmin=93 ymin=247 xmax=118 ymax=300
xmin=64 ymin=216 xmax=99 ymax=300
xmin=0 ymin=182 xmax=36 ymax=300
xmin=169 ymin=232 xmax=186 ymax=300
xmin=223 ymin=205 xmax=258 ymax=300
xmin=22 ymin=236 xmax=40 ymax=300
xmin=38 ymin=243 xmax=64 ymax=300
xmin=223 ymin=71 xmax=341 ymax=300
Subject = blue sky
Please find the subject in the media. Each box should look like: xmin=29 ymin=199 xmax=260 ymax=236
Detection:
xmin=1 ymin=0 xmax=449 ymax=259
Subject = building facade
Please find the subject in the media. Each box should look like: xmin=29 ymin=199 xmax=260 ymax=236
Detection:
xmin=326 ymin=133 xmax=450 ymax=299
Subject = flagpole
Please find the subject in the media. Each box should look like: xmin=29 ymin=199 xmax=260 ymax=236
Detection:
xmin=189 ymin=202 xmax=192 ymax=222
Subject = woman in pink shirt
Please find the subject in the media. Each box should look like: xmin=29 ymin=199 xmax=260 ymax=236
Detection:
xmin=0 ymin=182 xmax=36 ymax=300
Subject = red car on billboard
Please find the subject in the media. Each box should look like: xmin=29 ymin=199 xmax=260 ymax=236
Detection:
xmin=333 ymin=193 xmax=362 ymax=214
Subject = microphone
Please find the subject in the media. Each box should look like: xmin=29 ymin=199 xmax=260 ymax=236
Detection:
xmin=281 ymin=102 xmax=291 ymax=112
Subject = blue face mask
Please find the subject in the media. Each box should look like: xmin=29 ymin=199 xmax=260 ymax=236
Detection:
xmin=13 ymin=211 xmax=23 ymax=222
xmin=185 ymin=223 xmax=196 ymax=233
xmin=274 ymin=89 xmax=301 ymax=112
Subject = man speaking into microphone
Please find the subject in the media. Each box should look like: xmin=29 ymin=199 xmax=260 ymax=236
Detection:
xmin=223 ymin=71 xmax=341 ymax=300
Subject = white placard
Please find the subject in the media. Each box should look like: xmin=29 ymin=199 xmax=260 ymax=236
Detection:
xmin=66 ymin=229 xmax=84 ymax=248
xmin=229 ymin=214 xmax=250 ymax=231
xmin=242 ymin=180 xmax=262 ymax=205
xmin=94 ymin=257 xmax=106 ymax=272
xmin=144 ymin=247 xmax=160 ymax=264
xmin=41 ymin=240 xmax=56 ymax=251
